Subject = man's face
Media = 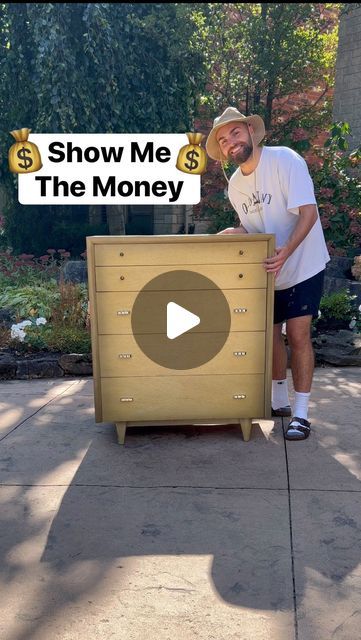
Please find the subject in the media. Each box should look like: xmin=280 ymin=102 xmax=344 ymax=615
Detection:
xmin=216 ymin=122 xmax=253 ymax=164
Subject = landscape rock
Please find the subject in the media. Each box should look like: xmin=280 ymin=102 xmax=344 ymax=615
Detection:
xmin=16 ymin=355 xmax=64 ymax=380
xmin=59 ymin=353 xmax=93 ymax=375
xmin=0 ymin=308 xmax=15 ymax=328
xmin=325 ymin=256 xmax=353 ymax=279
xmin=0 ymin=352 xmax=17 ymax=379
xmin=312 ymin=330 xmax=361 ymax=366
xmin=60 ymin=260 xmax=88 ymax=284
xmin=324 ymin=256 xmax=361 ymax=305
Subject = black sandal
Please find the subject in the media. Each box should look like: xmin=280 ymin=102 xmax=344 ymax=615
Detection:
xmin=272 ymin=405 xmax=292 ymax=417
xmin=285 ymin=417 xmax=311 ymax=441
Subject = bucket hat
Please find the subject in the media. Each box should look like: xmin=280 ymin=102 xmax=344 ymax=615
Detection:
xmin=206 ymin=107 xmax=265 ymax=161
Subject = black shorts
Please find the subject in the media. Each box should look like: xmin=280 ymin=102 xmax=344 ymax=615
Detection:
xmin=274 ymin=270 xmax=325 ymax=325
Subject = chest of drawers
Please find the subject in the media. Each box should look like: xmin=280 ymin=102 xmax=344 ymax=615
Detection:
xmin=86 ymin=234 xmax=275 ymax=443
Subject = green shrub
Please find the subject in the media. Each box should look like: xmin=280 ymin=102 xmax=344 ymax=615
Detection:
xmin=0 ymin=284 xmax=59 ymax=320
xmin=44 ymin=325 xmax=91 ymax=353
xmin=0 ymin=281 xmax=88 ymax=327
xmin=315 ymin=289 xmax=360 ymax=331
xmin=20 ymin=324 xmax=91 ymax=353
xmin=320 ymin=290 xmax=354 ymax=320
xmin=51 ymin=281 xmax=89 ymax=328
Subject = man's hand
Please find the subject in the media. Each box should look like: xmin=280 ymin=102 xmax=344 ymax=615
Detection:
xmin=217 ymin=227 xmax=248 ymax=235
xmin=263 ymin=246 xmax=291 ymax=277
xmin=263 ymin=204 xmax=318 ymax=277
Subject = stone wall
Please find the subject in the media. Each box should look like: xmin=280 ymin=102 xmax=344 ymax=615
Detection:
xmin=153 ymin=204 xmax=192 ymax=235
xmin=333 ymin=4 xmax=361 ymax=149
xmin=324 ymin=256 xmax=361 ymax=306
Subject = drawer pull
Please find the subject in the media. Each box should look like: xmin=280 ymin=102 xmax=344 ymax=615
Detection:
xmin=233 ymin=394 xmax=246 ymax=400
xmin=234 ymin=351 xmax=247 ymax=357
xmin=117 ymin=310 xmax=130 ymax=316
xmin=239 ymin=250 xmax=244 ymax=255
xmin=120 ymin=275 xmax=125 ymax=280
xmin=120 ymin=397 xmax=134 ymax=402
xmin=118 ymin=353 xmax=132 ymax=359
xmin=233 ymin=308 xmax=247 ymax=313
xmin=119 ymin=252 xmax=124 ymax=256
xmin=238 ymin=273 xmax=243 ymax=278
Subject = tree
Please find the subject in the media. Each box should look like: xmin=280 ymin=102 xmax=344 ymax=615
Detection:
xmin=0 ymin=3 xmax=204 ymax=254
xmin=191 ymin=3 xmax=339 ymax=131
xmin=191 ymin=3 xmax=342 ymax=234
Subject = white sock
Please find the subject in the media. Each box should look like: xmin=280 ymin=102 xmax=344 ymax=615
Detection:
xmin=293 ymin=391 xmax=310 ymax=421
xmin=272 ymin=379 xmax=289 ymax=410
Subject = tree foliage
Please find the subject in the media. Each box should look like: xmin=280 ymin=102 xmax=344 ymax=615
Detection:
xmin=0 ymin=3 xmax=204 ymax=254
xmin=191 ymin=2 xmax=361 ymax=253
xmin=191 ymin=3 xmax=339 ymax=130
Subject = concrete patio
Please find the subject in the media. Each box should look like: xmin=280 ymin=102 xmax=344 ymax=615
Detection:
xmin=0 ymin=367 xmax=360 ymax=640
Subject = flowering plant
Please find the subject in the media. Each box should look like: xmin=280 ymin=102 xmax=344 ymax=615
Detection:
xmin=0 ymin=248 xmax=71 ymax=288
xmin=10 ymin=317 xmax=47 ymax=343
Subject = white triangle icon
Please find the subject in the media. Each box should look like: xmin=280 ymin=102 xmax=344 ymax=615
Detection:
xmin=167 ymin=302 xmax=200 ymax=340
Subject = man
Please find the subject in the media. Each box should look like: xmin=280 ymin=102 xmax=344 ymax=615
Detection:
xmin=205 ymin=107 xmax=330 ymax=441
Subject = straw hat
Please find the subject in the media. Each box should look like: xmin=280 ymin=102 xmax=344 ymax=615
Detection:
xmin=205 ymin=107 xmax=266 ymax=161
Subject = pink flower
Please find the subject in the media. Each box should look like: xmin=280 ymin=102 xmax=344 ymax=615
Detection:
xmin=319 ymin=187 xmax=334 ymax=198
xmin=350 ymin=221 xmax=361 ymax=236
xmin=320 ymin=203 xmax=337 ymax=216
xmin=339 ymin=204 xmax=350 ymax=213
xmin=47 ymin=249 xmax=56 ymax=255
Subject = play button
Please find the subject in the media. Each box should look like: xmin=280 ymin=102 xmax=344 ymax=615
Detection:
xmin=131 ymin=270 xmax=231 ymax=370
xmin=167 ymin=302 xmax=200 ymax=339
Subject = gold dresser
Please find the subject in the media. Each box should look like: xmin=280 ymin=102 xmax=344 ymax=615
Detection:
xmin=87 ymin=234 xmax=275 ymax=444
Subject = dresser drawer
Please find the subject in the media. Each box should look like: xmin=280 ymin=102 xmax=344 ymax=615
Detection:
xmin=95 ymin=241 xmax=268 ymax=266
xmin=100 ymin=374 xmax=265 ymax=422
xmin=99 ymin=331 xmax=265 ymax=377
xmin=95 ymin=263 xmax=267 ymax=292
xmin=95 ymin=289 xmax=267 ymax=334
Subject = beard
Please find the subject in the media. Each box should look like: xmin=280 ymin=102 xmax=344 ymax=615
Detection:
xmin=228 ymin=143 xmax=253 ymax=165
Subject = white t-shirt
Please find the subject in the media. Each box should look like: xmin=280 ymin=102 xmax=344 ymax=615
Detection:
xmin=228 ymin=146 xmax=330 ymax=290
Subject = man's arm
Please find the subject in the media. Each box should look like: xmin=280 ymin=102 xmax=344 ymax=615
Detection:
xmin=263 ymin=204 xmax=318 ymax=275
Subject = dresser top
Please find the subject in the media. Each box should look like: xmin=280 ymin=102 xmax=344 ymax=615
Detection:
xmin=87 ymin=234 xmax=274 ymax=245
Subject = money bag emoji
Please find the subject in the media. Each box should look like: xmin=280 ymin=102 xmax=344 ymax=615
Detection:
xmin=176 ymin=132 xmax=207 ymax=175
xmin=8 ymin=128 xmax=42 ymax=174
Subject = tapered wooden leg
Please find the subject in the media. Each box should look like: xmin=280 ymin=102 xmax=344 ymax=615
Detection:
xmin=239 ymin=418 xmax=252 ymax=442
xmin=115 ymin=422 xmax=127 ymax=445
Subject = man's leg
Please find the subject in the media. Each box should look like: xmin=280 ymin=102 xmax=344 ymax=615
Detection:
xmin=283 ymin=314 xmax=314 ymax=440
xmin=272 ymin=323 xmax=290 ymax=413
xmin=273 ymin=322 xmax=288 ymax=380
xmin=281 ymin=270 xmax=325 ymax=440
xmin=286 ymin=315 xmax=314 ymax=393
